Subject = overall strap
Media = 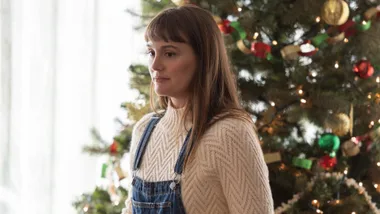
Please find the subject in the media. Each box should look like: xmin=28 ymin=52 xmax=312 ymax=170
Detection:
xmin=133 ymin=116 xmax=161 ymax=171
xmin=174 ymin=128 xmax=193 ymax=175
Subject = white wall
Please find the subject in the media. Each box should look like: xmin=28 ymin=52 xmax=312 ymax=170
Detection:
xmin=0 ymin=0 xmax=145 ymax=213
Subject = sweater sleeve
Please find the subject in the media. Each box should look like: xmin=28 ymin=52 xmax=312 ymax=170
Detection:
xmin=212 ymin=119 xmax=274 ymax=214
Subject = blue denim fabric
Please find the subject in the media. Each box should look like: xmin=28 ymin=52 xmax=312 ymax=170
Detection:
xmin=132 ymin=177 xmax=186 ymax=214
xmin=132 ymin=115 xmax=191 ymax=214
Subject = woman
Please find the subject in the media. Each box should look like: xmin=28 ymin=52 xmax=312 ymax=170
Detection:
xmin=123 ymin=4 xmax=273 ymax=214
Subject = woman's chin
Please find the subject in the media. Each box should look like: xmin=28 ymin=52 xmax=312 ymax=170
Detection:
xmin=154 ymin=88 xmax=169 ymax=97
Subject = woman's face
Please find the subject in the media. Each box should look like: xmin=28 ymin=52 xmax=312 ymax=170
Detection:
xmin=146 ymin=39 xmax=197 ymax=102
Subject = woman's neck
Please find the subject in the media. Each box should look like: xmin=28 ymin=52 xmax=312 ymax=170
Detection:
xmin=169 ymin=97 xmax=188 ymax=109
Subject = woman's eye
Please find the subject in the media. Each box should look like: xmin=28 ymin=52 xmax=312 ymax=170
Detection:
xmin=165 ymin=52 xmax=176 ymax=57
xmin=146 ymin=50 xmax=154 ymax=56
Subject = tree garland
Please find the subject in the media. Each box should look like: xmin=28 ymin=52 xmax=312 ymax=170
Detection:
xmin=274 ymin=172 xmax=380 ymax=214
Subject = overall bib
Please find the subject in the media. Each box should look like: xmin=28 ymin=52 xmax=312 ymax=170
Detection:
xmin=131 ymin=115 xmax=191 ymax=214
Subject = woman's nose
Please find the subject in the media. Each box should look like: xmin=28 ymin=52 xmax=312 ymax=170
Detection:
xmin=151 ymin=55 xmax=164 ymax=71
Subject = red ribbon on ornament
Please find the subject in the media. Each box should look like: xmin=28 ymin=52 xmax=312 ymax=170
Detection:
xmin=251 ymin=42 xmax=271 ymax=58
xmin=338 ymin=20 xmax=357 ymax=38
xmin=355 ymin=134 xmax=373 ymax=152
xmin=110 ymin=141 xmax=119 ymax=155
xmin=218 ymin=20 xmax=233 ymax=34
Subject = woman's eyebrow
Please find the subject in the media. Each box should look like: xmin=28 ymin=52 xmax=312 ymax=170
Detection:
xmin=146 ymin=43 xmax=180 ymax=50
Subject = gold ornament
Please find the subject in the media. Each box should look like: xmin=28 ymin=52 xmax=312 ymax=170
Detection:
xmin=264 ymin=152 xmax=282 ymax=164
xmin=171 ymin=0 xmax=190 ymax=6
xmin=114 ymin=165 xmax=126 ymax=181
xmin=213 ymin=16 xmax=222 ymax=25
xmin=324 ymin=113 xmax=351 ymax=136
xmin=364 ymin=7 xmax=379 ymax=20
xmin=280 ymin=45 xmax=301 ymax=60
xmin=236 ymin=40 xmax=252 ymax=54
xmin=321 ymin=0 xmax=350 ymax=26
xmin=341 ymin=138 xmax=360 ymax=157
xmin=349 ymin=103 xmax=353 ymax=136
xmin=327 ymin=32 xmax=345 ymax=44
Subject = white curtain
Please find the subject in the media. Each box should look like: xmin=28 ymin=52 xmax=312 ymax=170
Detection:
xmin=0 ymin=0 xmax=143 ymax=213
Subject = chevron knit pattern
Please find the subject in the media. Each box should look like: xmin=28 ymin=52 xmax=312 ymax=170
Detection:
xmin=124 ymin=103 xmax=274 ymax=214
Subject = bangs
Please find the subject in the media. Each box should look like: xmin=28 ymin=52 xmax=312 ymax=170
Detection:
xmin=144 ymin=11 xmax=188 ymax=43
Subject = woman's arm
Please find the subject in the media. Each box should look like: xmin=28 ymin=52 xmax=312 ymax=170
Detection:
xmin=212 ymin=119 xmax=274 ymax=214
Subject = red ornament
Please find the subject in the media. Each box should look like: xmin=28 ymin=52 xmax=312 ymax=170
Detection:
xmin=319 ymin=155 xmax=337 ymax=169
xmin=353 ymin=60 xmax=374 ymax=79
xmin=110 ymin=141 xmax=119 ymax=154
xmin=338 ymin=20 xmax=356 ymax=38
xmin=356 ymin=134 xmax=373 ymax=152
xmin=251 ymin=42 xmax=271 ymax=58
xmin=218 ymin=20 xmax=233 ymax=34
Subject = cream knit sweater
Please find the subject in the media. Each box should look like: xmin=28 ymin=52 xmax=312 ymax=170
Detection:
xmin=123 ymin=103 xmax=274 ymax=214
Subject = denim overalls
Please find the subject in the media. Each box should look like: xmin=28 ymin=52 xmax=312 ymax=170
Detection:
xmin=131 ymin=115 xmax=191 ymax=214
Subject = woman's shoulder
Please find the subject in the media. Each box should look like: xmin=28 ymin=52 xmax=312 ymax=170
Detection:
xmin=133 ymin=111 xmax=164 ymax=134
xmin=201 ymin=115 xmax=258 ymax=146
xmin=209 ymin=114 xmax=256 ymax=133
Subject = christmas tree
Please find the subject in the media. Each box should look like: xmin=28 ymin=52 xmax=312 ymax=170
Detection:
xmin=75 ymin=0 xmax=380 ymax=213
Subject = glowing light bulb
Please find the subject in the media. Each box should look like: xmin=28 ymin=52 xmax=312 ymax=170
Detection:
xmin=253 ymin=32 xmax=259 ymax=40
xmin=359 ymin=182 xmax=363 ymax=187
xmin=362 ymin=20 xmax=367 ymax=25
xmin=334 ymin=61 xmax=339 ymax=69
xmin=376 ymin=76 xmax=380 ymax=83
xmin=270 ymin=101 xmax=275 ymax=107
xmin=368 ymin=94 xmax=372 ymax=99
xmin=272 ymin=40 xmax=278 ymax=45
xmin=371 ymin=121 xmax=375 ymax=126
xmin=316 ymin=16 xmax=321 ymax=23
xmin=300 ymin=99 xmax=307 ymax=103
xmin=312 ymin=199 xmax=318 ymax=205
xmin=238 ymin=7 xmax=242 ymax=12
xmin=316 ymin=209 xmax=323 ymax=213
xmin=83 ymin=205 xmax=89 ymax=212
xmin=377 ymin=162 xmax=380 ymax=167
xmin=374 ymin=183 xmax=378 ymax=189
xmin=344 ymin=168 xmax=348 ymax=175
xmin=344 ymin=38 xmax=349 ymax=43
xmin=298 ymin=89 xmax=303 ymax=95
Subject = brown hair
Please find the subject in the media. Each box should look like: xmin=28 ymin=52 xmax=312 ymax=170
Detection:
xmin=144 ymin=5 xmax=252 ymax=163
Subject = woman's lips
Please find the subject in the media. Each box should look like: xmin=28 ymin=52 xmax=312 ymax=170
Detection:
xmin=154 ymin=77 xmax=170 ymax=83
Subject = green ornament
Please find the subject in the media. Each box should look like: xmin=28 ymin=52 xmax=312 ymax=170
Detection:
xmin=318 ymin=133 xmax=340 ymax=157
xmin=292 ymin=157 xmax=313 ymax=170
xmin=266 ymin=53 xmax=274 ymax=61
xmin=311 ymin=33 xmax=329 ymax=47
xmin=356 ymin=20 xmax=371 ymax=31
xmin=101 ymin=163 xmax=108 ymax=178
xmin=230 ymin=21 xmax=246 ymax=41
